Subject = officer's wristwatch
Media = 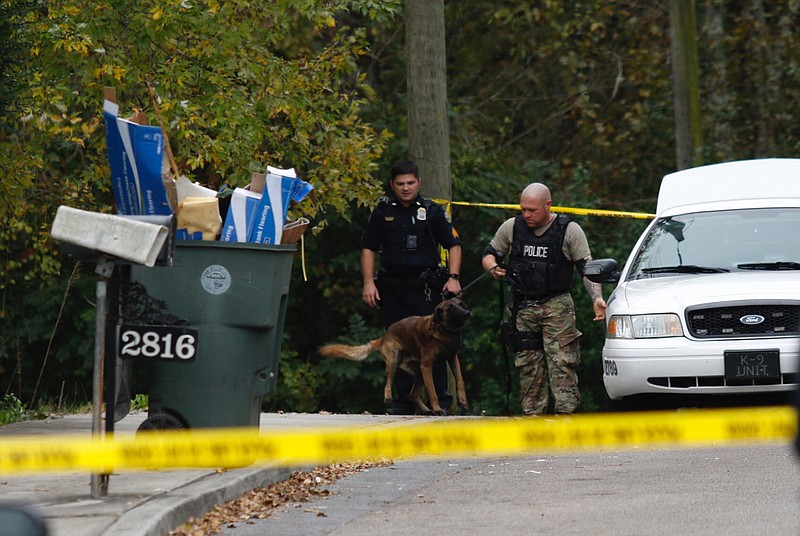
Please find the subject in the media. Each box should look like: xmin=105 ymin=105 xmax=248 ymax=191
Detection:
xmin=448 ymin=273 xmax=460 ymax=280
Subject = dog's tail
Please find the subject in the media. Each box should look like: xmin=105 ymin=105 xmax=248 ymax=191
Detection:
xmin=317 ymin=337 xmax=383 ymax=362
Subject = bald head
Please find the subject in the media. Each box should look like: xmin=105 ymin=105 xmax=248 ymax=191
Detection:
xmin=521 ymin=183 xmax=551 ymax=204
xmin=519 ymin=182 xmax=553 ymax=228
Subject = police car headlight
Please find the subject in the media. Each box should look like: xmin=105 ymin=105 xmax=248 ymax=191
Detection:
xmin=607 ymin=314 xmax=683 ymax=339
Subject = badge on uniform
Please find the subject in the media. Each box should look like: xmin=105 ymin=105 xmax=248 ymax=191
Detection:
xmin=417 ymin=207 xmax=427 ymax=221
xmin=385 ymin=216 xmax=395 ymax=222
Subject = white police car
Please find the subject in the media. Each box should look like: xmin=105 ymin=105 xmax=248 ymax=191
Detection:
xmin=586 ymin=159 xmax=800 ymax=404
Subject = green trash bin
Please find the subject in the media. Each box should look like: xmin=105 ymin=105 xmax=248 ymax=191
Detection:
xmin=129 ymin=241 xmax=295 ymax=430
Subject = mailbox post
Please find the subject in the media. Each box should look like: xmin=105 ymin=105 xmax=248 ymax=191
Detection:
xmin=90 ymin=257 xmax=114 ymax=497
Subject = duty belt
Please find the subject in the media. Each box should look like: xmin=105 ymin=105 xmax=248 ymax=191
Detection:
xmin=379 ymin=267 xmax=445 ymax=302
xmin=378 ymin=271 xmax=427 ymax=290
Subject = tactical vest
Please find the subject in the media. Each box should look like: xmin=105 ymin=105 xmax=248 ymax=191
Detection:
xmin=506 ymin=214 xmax=574 ymax=297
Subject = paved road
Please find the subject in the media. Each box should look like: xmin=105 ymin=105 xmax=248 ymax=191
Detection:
xmin=220 ymin=444 xmax=800 ymax=536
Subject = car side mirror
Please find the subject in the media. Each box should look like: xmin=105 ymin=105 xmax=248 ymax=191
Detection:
xmin=584 ymin=258 xmax=621 ymax=284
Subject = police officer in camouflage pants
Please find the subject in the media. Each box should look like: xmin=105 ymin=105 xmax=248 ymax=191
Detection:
xmin=481 ymin=183 xmax=606 ymax=415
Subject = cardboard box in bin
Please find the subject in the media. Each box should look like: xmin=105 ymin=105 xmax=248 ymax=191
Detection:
xmin=177 ymin=196 xmax=222 ymax=240
xmin=251 ymin=171 xmax=296 ymax=244
xmin=174 ymin=176 xmax=221 ymax=240
xmin=281 ymin=217 xmax=310 ymax=245
xmin=220 ymin=188 xmax=261 ymax=242
xmin=221 ymin=166 xmax=314 ymax=244
xmin=103 ymin=95 xmax=173 ymax=216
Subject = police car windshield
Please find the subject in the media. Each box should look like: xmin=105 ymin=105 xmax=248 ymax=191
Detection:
xmin=628 ymin=208 xmax=800 ymax=280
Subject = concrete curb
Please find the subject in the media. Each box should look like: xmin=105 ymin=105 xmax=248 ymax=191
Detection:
xmin=107 ymin=465 xmax=305 ymax=535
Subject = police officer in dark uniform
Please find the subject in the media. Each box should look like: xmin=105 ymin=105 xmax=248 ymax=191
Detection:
xmin=360 ymin=160 xmax=463 ymax=415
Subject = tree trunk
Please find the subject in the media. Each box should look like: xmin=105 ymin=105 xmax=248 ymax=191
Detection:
xmin=750 ymin=0 xmax=774 ymax=157
xmin=704 ymin=1 xmax=734 ymax=160
xmin=405 ymin=0 xmax=451 ymax=199
xmin=670 ymin=0 xmax=703 ymax=170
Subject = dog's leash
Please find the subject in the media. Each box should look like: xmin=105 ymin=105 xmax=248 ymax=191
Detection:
xmin=450 ymin=266 xmax=498 ymax=299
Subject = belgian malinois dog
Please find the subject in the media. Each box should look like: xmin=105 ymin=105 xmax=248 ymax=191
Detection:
xmin=317 ymin=297 xmax=471 ymax=415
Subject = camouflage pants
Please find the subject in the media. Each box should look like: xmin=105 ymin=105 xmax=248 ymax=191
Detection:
xmin=514 ymin=293 xmax=582 ymax=416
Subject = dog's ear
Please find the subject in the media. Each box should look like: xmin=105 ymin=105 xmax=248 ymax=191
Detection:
xmin=433 ymin=306 xmax=443 ymax=323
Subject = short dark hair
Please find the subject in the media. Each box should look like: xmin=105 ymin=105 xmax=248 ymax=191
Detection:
xmin=390 ymin=160 xmax=419 ymax=181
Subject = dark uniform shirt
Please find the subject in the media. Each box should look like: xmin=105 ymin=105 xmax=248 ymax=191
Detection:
xmin=359 ymin=195 xmax=460 ymax=278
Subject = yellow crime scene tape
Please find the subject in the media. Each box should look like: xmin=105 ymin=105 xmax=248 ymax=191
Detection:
xmin=433 ymin=199 xmax=655 ymax=220
xmin=0 ymin=406 xmax=795 ymax=474
xmin=433 ymin=198 xmax=653 ymax=267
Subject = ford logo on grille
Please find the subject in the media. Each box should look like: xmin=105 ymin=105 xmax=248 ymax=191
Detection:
xmin=740 ymin=314 xmax=765 ymax=325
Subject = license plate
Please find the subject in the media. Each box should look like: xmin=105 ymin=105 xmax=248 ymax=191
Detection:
xmin=118 ymin=325 xmax=198 ymax=362
xmin=724 ymin=350 xmax=780 ymax=380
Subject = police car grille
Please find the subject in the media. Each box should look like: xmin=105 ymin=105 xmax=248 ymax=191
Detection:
xmin=648 ymin=373 xmax=800 ymax=389
xmin=686 ymin=304 xmax=800 ymax=338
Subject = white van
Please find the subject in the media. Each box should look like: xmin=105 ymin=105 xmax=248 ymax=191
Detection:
xmin=586 ymin=159 xmax=800 ymax=403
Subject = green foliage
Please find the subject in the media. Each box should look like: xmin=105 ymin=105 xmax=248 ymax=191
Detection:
xmin=131 ymin=393 xmax=148 ymax=412
xmin=313 ymin=313 xmax=386 ymax=413
xmin=0 ymin=393 xmax=25 ymax=425
xmin=0 ymin=263 xmax=95 ymax=405
xmin=443 ymin=1 xmax=675 ymax=209
xmin=0 ymin=0 xmax=36 ymax=118
xmin=264 ymin=340 xmax=324 ymax=414
xmin=266 ymin=358 xmax=323 ymax=414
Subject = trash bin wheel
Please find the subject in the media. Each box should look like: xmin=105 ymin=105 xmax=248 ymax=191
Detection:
xmin=137 ymin=412 xmax=186 ymax=432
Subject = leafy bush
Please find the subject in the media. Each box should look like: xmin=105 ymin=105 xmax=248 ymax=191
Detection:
xmin=0 ymin=394 xmax=25 ymax=425
xmin=131 ymin=394 xmax=148 ymax=412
